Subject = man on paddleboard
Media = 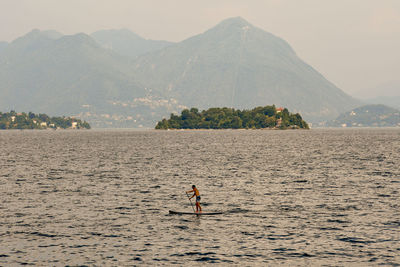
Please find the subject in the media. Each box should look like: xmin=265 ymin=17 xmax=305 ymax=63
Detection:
xmin=186 ymin=185 xmax=202 ymax=213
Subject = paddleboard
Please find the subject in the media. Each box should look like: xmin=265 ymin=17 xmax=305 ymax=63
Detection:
xmin=169 ymin=210 xmax=223 ymax=215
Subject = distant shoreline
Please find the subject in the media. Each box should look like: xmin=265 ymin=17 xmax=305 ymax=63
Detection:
xmin=2 ymin=127 xmax=399 ymax=131
xmin=0 ymin=111 xmax=90 ymax=130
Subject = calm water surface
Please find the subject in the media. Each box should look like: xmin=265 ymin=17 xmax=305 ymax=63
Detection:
xmin=1 ymin=129 xmax=399 ymax=266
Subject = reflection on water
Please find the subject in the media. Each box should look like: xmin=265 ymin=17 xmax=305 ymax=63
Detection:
xmin=0 ymin=129 xmax=399 ymax=265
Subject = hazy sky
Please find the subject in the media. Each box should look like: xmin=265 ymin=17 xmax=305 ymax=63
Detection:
xmin=1 ymin=0 xmax=399 ymax=96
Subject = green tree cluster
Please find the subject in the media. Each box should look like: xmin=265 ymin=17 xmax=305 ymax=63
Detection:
xmin=155 ymin=105 xmax=309 ymax=130
xmin=0 ymin=111 xmax=91 ymax=130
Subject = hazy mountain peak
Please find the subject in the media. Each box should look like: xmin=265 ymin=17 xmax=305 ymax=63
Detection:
xmin=194 ymin=16 xmax=293 ymax=56
xmin=92 ymin=28 xmax=143 ymax=41
xmin=91 ymin=29 xmax=173 ymax=58
xmin=206 ymin=16 xmax=255 ymax=35
xmin=7 ymin=29 xmax=56 ymax=54
xmin=26 ymin=28 xmax=41 ymax=36
xmin=12 ymin=29 xmax=63 ymax=43
xmin=66 ymin=32 xmax=94 ymax=42
xmin=56 ymin=33 xmax=99 ymax=48
xmin=12 ymin=29 xmax=45 ymax=43
xmin=217 ymin=16 xmax=252 ymax=28
xmin=41 ymin=30 xmax=63 ymax=40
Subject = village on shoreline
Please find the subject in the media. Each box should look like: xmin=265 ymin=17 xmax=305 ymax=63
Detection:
xmin=0 ymin=111 xmax=90 ymax=130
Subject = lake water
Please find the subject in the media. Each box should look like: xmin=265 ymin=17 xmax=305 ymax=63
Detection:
xmin=1 ymin=129 xmax=399 ymax=266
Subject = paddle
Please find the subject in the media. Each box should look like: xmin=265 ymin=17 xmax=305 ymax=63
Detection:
xmin=185 ymin=192 xmax=196 ymax=213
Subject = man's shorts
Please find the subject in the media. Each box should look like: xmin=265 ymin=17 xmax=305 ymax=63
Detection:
xmin=196 ymin=196 xmax=201 ymax=202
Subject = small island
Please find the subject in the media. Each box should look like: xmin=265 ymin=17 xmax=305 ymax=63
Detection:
xmin=155 ymin=105 xmax=309 ymax=130
xmin=0 ymin=111 xmax=90 ymax=130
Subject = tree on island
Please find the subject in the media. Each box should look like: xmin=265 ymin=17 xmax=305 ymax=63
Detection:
xmin=155 ymin=105 xmax=309 ymax=130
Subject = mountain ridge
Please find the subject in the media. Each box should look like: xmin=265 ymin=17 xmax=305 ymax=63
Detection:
xmin=133 ymin=17 xmax=359 ymax=122
xmin=0 ymin=29 xmax=185 ymax=127
xmin=0 ymin=17 xmax=361 ymax=127
xmin=0 ymin=30 xmax=145 ymax=115
xmin=91 ymin=29 xmax=173 ymax=59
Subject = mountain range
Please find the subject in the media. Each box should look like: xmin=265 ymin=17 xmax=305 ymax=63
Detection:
xmin=0 ymin=17 xmax=361 ymax=127
xmin=0 ymin=29 xmax=180 ymax=127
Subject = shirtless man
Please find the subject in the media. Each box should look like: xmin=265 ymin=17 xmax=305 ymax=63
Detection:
xmin=186 ymin=185 xmax=202 ymax=213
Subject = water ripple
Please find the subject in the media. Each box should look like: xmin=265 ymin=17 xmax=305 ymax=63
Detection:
xmin=0 ymin=129 xmax=399 ymax=265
